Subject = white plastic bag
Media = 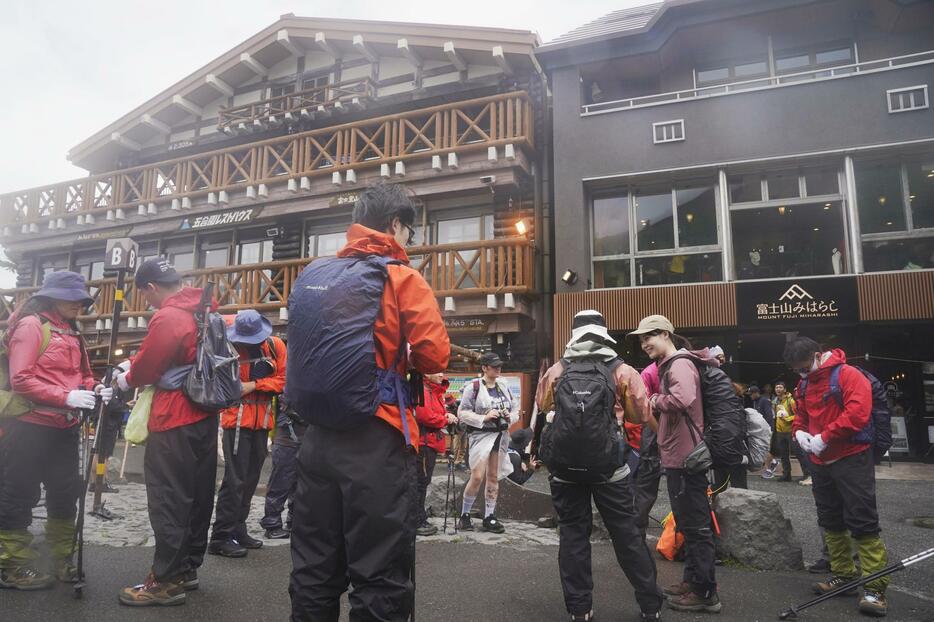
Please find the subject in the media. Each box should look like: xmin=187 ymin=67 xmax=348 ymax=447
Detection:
xmin=125 ymin=386 xmax=154 ymax=445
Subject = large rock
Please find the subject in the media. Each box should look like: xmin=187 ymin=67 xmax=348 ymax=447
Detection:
xmin=713 ymin=488 xmax=804 ymax=571
xmin=424 ymin=471 xmax=555 ymax=522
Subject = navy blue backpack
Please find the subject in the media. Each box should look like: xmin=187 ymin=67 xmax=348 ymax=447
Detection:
xmin=285 ymin=255 xmax=413 ymax=444
xmin=800 ymin=364 xmax=892 ymax=461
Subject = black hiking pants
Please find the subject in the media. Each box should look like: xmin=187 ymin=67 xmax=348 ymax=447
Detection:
xmin=634 ymin=428 xmax=661 ymax=532
xmin=261 ymin=441 xmax=301 ymax=531
xmin=145 ymin=415 xmax=217 ymax=582
xmin=290 ymin=418 xmax=417 ymax=622
xmin=212 ymin=427 xmax=268 ymax=542
xmin=550 ymin=473 xmax=664 ymax=616
xmin=666 ymin=468 xmax=717 ymax=596
xmin=415 ymin=446 xmax=438 ymax=526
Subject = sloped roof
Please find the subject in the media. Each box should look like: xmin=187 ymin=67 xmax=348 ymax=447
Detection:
xmin=548 ymin=3 xmax=663 ymax=47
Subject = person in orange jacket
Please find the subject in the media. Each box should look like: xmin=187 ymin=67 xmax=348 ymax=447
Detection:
xmin=209 ymin=310 xmax=286 ymax=558
xmin=288 ymin=182 xmax=449 ymax=621
xmin=414 ymin=373 xmax=457 ymax=536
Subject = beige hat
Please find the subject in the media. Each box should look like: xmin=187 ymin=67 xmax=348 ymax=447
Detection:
xmin=628 ymin=314 xmax=675 ymax=336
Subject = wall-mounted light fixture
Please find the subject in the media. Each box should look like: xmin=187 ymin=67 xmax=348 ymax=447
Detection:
xmin=561 ymin=269 xmax=578 ymax=286
xmin=515 ymin=218 xmax=529 ymax=236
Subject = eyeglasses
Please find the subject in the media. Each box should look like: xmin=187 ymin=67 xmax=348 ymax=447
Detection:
xmin=401 ymin=223 xmax=416 ymax=246
xmin=790 ymin=355 xmax=816 ymax=375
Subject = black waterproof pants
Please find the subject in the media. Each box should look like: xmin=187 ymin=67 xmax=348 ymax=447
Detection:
xmin=145 ymin=415 xmax=217 ymax=582
xmin=811 ymin=449 xmax=880 ymax=537
xmin=212 ymin=427 xmax=268 ymax=542
xmin=290 ymin=419 xmax=417 ymax=622
xmin=550 ymin=474 xmax=664 ymax=616
xmin=666 ymin=468 xmax=717 ymax=596
xmin=634 ymin=430 xmax=661 ymax=533
xmin=261 ymin=442 xmax=301 ymax=531
xmin=0 ymin=419 xmax=81 ymax=530
xmin=415 ymin=446 xmax=438 ymax=526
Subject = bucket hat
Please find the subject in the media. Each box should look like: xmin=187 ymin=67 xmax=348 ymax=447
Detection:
xmin=226 ymin=309 xmax=273 ymax=345
xmin=34 ymin=271 xmax=93 ymax=305
xmin=566 ymin=309 xmax=617 ymax=347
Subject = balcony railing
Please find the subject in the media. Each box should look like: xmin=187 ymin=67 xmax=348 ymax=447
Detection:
xmin=0 ymin=91 xmax=533 ymax=230
xmin=0 ymin=237 xmax=535 ymax=326
xmin=582 ymin=49 xmax=934 ymax=115
xmin=218 ymin=77 xmax=377 ymax=132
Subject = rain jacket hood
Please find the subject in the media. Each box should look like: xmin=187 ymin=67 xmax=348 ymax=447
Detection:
xmin=338 ymin=224 xmax=410 ymax=264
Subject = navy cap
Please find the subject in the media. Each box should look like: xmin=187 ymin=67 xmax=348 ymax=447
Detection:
xmin=479 ymin=352 xmax=503 ymax=368
xmin=34 ymin=271 xmax=93 ymax=305
xmin=226 ymin=309 xmax=273 ymax=345
xmin=134 ymin=258 xmax=180 ymax=289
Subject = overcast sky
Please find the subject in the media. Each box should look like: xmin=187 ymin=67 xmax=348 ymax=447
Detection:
xmin=0 ymin=0 xmax=648 ymax=286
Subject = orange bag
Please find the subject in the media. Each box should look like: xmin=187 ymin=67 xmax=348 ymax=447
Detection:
xmin=656 ymin=511 xmax=684 ymax=561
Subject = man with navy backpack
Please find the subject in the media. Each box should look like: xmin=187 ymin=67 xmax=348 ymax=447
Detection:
xmin=286 ymin=182 xmax=449 ymax=622
xmin=534 ymin=310 xmax=663 ymax=622
xmin=785 ymin=336 xmax=891 ymax=618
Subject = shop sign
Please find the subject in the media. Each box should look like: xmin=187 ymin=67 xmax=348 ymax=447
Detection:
xmin=736 ymin=277 xmax=858 ymax=325
xmin=179 ymin=207 xmax=262 ymax=231
xmin=890 ymin=416 xmax=909 ymax=453
xmin=444 ymin=316 xmax=491 ymax=334
xmin=75 ymin=226 xmax=133 ymax=242
xmin=330 ymin=191 xmax=360 ymax=207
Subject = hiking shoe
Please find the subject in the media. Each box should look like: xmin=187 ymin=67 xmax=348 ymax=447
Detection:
xmin=761 ymin=470 xmax=775 ymax=480
xmin=0 ymin=566 xmax=55 ymax=590
xmin=55 ymin=559 xmax=80 ymax=583
xmin=264 ymin=527 xmax=290 ymax=540
xmin=88 ymin=481 xmax=119 ymax=494
xmin=667 ymin=591 xmax=722 ymax=613
xmin=813 ymin=575 xmax=858 ymax=596
xmin=482 ymin=515 xmax=506 ymax=534
xmin=208 ymin=539 xmax=248 ymax=558
xmin=663 ymin=581 xmax=692 ymax=597
xmin=859 ymin=589 xmax=887 ymax=617
xmin=119 ymin=573 xmax=187 ymax=607
xmin=416 ymin=522 xmax=438 ymax=537
xmin=176 ymin=570 xmax=199 ymax=591
xmin=458 ymin=513 xmax=474 ymax=531
xmin=569 ymin=609 xmax=595 ymax=621
xmin=235 ymin=533 xmax=263 ymax=550
xmin=807 ymin=558 xmax=831 ymax=574
xmin=798 ymin=476 xmax=813 ymax=486
xmin=640 ymin=611 xmax=662 ymax=621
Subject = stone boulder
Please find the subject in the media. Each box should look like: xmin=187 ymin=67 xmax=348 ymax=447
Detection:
xmin=713 ymin=487 xmax=804 ymax=571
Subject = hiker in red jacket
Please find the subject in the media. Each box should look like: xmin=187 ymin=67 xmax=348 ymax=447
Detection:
xmin=0 ymin=271 xmax=111 ymax=590
xmin=786 ymin=336 xmax=890 ymax=618
xmin=116 ymin=259 xmax=218 ymax=607
xmin=414 ymin=373 xmax=456 ymax=536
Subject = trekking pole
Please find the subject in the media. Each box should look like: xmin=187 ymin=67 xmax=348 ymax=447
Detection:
xmin=777 ymin=547 xmax=934 ymax=620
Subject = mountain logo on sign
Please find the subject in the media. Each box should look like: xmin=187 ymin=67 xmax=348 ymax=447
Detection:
xmin=180 ymin=219 xmax=191 ymax=230
xmin=779 ymin=284 xmax=813 ymax=301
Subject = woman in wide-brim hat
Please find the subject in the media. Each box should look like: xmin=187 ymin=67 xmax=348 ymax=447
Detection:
xmin=0 ymin=271 xmax=112 ymax=590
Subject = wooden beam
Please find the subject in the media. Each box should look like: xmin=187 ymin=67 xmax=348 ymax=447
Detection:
xmin=277 ymin=29 xmax=303 ymax=56
xmin=240 ymin=52 xmax=268 ymax=76
xmin=205 ymin=73 xmax=234 ymax=97
xmin=110 ymin=132 xmax=140 ymax=151
xmin=443 ymin=41 xmax=467 ymax=72
xmin=314 ymin=32 xmax=340 ymax=58
xmin=492 ymin=46 xmax=514 ymax=76
xmin=397 ymin=38 xmax=422 ymax=67
xmin=353 ymin=34 xmax=378 ymax=63
xmin=172 ymin=94 xmax=203 ymax=117
xmin=140 ymin=114 xmax=171 ymax=135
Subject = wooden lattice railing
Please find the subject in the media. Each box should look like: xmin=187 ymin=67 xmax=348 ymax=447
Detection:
xmin=0 ymin=237 xmax=534 ymax=326
xmin=0 ymin=91 xmax=533 ymax=229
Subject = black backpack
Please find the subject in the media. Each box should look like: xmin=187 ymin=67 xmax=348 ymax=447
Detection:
xmin=183 ymin=283 xmax=242 ymax=411
xmin=539 ymin=358 xmax=623 ymax=483
xmin=663 ymin=354 xmax=747 ymax=468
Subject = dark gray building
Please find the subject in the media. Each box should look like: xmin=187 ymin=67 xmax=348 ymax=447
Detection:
xmin=537 ymin=0 xmax=934 ymax=457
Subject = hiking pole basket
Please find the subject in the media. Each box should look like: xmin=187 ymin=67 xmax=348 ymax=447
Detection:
xmin=777 ymin=547 xmax=934 ymax=619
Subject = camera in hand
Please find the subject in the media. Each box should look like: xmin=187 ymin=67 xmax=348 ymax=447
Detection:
xmin=495 ymin=407 xmax=510 ymax=431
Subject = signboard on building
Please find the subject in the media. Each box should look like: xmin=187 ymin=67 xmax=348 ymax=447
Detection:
xmin=444 ymin=316 xmax=492 ymax=335
xmin=890 ymin=416 xmax=909 ymax=453
xmin=330 ymin=191 xmax=360 ymax=207
xmin=736 ymin=277 xmax=858 ymax=326
xmin=179 ymin=207 xmax=263 ymax=231
xmin=75 ymin=227 xmax=133 ymax=243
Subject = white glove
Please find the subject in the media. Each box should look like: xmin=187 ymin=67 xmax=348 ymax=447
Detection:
xmin=115 ymin=372 xmax=130 ymax=392
xmin=95 ymin=385 xmax=114 ymax=405
xmin=795 ymin=430 xmax=813 ymax=453
xmin=810 ymin=434 xmax=827 ymax=456
xmin=66 ymin=390 xmax=97 ymax=410
xmin=117 ymin=360 xmax=131 ymax=373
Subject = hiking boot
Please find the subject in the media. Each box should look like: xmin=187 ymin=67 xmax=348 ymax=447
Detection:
xmin=482 ymin=515 xmax=506 ymax=534
xmin=813 ymin=575 xmax=858 ymax=596
xmin=798 ymin=476 xmax=813 ymax=486
xmin=667 ymin=591 xmax=722 ymax=613
xmin=119 ymin=573 xmax=187 ymax=607
xmin=569 ymin=609 xmax=595 ymax=621
xmin=55 ymin=559 xmax=80 ymax=583
xmin=640 ymin=612 xmax=662 ymax=621
xmin=663 ymin=581 xmax=692 ymax=597
xmin=859 ymin=589 xmax=887 ymax=617
xmin=458 ymin=513 xmax=474 ymax=531
xmin=0 ymin=566 xmax=55 ymax=590
xmin=760 ymin=470 xmax=775 ymax=480
xmin=176 ymin=570 xmax=199 ymax=591
xmin=416 ymin=522 xmax=438 ymax=537
xmin=807 ymin=558 xmax=831 ymax=574
xmin=234 ymin=532 xmax=263 ymax=550
xmin=88 ymin=481 xmax=119 ymax=494
xmin=264 ymin=527 xmax=290 ymax=540
xmin=208 ymin=539 xmax=248 ymax=558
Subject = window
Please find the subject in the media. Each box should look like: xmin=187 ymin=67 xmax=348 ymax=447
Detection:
xmin=804 ymin=168 xmax=840 ymax=197
xmin=199 ymin=234 xmax=231 ymax=269
xmin=862 ymin=236 xmax=934 ymax=272
xmin=815 ymin=47 xmax=852 ymax=66
xmin=269 ymin=84 xmax=295 ymax=99
xmin=435 ymin=214 xmax=495 ymax=289
xmin=729 ymin=166 xmax=839 ymax=205
xmin=591 ymin=180 xmax=722 ymax=288
xmin=776 ymin=43 xmax=854 ymax=75
xmin=765 ymin=171 xmax=801 ymax=200
xmin=729 ymin=174 xmax=762 ymax=203
xmin=653 ymin=120 xmax=684 ymax=144
xmin=732 ymin=202 xmax=846 ymax=278
xmin=308 ymin=232 xmax=345 ymax=257
xmin=906 ymin=159 xmax=934 ymax=229
xmin=775 ymin=53 xmax=810 ymax=73
xmin=73 ymin=252 xmax=105 ymax=282
xmin=696 ymin=60 xmax=768 ymax=86
xmin=37 ymin=254 xmax=70 ymax=285
xmin=238 ymin=239 xmax=274 ymax=265
xmin=887 ymin=86 xmax=929 ymax=114
xmin=163 ymin=237 xmax=195 ymax=273
xmin=734 ymin=61 xmax=768 ymax=78
xmin=138 ymin=241 xmax=160 ymax=266
xmin=856 ymin=162 xmax=907 ymax=233
xmin=697 ymin=67 xmax=729 ymax=84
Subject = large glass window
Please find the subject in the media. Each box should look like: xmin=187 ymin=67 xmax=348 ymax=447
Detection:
xmin=676 ymin=186 xmax=718 ymax=247
xmin=163 ymin=237 xmax=194 ymax=272
xmin=593 ymin=259 xmax=631 ymax=289
xmin=199 ymin=234 xmax=232 ymax=269
xmin=907 ymin=159 xmax=934 ymax=230
xmin=635 ymin=189 xmax=675 ymax=251
xmin=308 ymin=232 xmax=345 ymax=257
xmin=765 ymin=171 xmax=800 ymax=200
xmin=732 ymin=202 xmax=846 ymax=278
xmin=856 ymin=162 xmax=906 ymax=233
xmin=863 ymin=236 xmax=934 ymax=272
xmin=592 ymin=196 xmax=629 ymax=256
xmin=635 ymin=254 xmax=723 ymax=286
xmin=435 ymin=214 xmax=494 ymax=289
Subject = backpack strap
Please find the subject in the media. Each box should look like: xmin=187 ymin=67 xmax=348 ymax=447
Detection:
xmin=825 ymin=364 xmax=845 ymax=407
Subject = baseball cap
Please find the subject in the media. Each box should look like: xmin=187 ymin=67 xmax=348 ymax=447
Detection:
xmin=628 ymin=314 xmax=675 ymax=336
xmin=135 ymin=258 xmax=181 ymax=289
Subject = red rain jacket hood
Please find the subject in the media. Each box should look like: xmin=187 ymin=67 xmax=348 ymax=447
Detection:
xmin=415 ymin=378 xmax=450 ymax=453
